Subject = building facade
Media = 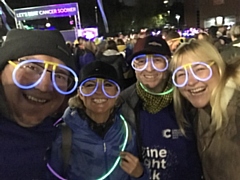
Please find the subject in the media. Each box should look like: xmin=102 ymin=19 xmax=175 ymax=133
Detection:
xmin=184 ymin=0 xmax=240 ymax=28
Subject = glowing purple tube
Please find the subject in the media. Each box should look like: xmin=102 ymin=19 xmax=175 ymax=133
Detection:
xmin=79 ymin=78 xmax=120 ymax=99
xmin=172 ymin=62 xmax=213 ymax=87
xmin=131 ymin=54 xmax=168 ymax=72
xmin=47 ymin=163 xmax=67 ymax=180
xmin=11 ymin=59 xmax=78 ymax=95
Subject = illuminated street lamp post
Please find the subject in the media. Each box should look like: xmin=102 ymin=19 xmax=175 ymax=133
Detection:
xmin=95 ymin=6 xmax=98 ymax=25
xmin=175 ymin=14 xmax=180 ymax=27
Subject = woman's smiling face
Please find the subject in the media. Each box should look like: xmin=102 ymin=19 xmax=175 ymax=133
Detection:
xmin=175 ymin=53 xmax=220 ymax=108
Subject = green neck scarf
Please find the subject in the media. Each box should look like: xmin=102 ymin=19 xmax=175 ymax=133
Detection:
xmin=136 ymin=78 xmax=173 ymax=114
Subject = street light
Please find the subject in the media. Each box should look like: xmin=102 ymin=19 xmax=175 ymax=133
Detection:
xmin=45 ymin=18 xmax=51 ymax=28
xmin=216 ymin=16 xmax=223 ymax=26
xmin=95 ymin=6 xmax=98 ymax=25
xmin=175 ymin=14 xmax=180 ymax=27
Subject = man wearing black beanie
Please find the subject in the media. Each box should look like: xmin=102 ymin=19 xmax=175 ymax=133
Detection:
xmin=0 ymin=29 xmax=78 ymax=179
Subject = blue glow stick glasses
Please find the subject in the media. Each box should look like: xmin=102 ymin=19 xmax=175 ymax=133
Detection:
xmin=131 ymin=54 xmax=169 ymax=72
xmin=171 ymin=37 xmax=186 ymax=43
xmin=172 ymin=61 xmax=214 ymax=87
xmin=79 ymin=78 xmax=120 ymax=98
xmin=8 ymin=59 xmax=78 ymax=95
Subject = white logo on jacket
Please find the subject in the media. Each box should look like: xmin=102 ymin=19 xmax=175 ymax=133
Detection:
xmin=162 ymin=129 xmax=183 ymax=139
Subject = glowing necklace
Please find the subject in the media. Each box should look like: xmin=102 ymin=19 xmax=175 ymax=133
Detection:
xmin=47 ymin=114 xmax=129 ymax=180
xmin=139 ymin=82 xmax=173 ymax=96
xmin=97 ymin=114 xmax=129 ymax=180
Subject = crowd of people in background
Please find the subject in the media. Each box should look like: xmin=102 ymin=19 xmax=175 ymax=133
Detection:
xmin=1 ymin=22 xmax=240 ymax=180
xmin=54 ymin=24 xmax=240 ymax=179
xmin=63 ymin=24 xmax=236 ymax=85
xmin=66 ymin=24 xmax=239 ymax=79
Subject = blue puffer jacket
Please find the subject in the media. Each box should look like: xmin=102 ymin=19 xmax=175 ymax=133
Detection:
xmin=48 ymin=107 xmax=149 ymax=180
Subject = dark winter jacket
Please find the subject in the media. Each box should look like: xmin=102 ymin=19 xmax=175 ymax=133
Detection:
xmin=0 ymin=114 xmax=57 ymax=180
xmin=195 ymin=88 xmax=240 ymax=180
xmin=120 ymin=84 xmax=203 ymax=180
xmin=220 ymin=38 xmax=240 ymax=62
xmin=48 ymin=107 xmax=149 ymax=180
xmin=98 ymin=49 xmax=129 ymax=87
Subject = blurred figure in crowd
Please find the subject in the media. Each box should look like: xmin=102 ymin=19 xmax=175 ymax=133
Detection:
xmin=220 ymin=23 xmax=240 ymax=62
xmin=164 ymin=30 xmax=183 ymax=54
xmin=98 ymin=40 xmax=129 ymax=89
xmin=217 ymin=25 xmax=231 ymax=45
xmin=207 ymin=26 xmax=224 ymax=51
xmin=75 ymin=38 xmax=96 ymax=72
xmin=196 ymin=32 xmax=210 ymax=41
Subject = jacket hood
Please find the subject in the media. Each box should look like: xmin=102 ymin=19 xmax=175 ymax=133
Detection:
xmin=103 ymin=49 xmax=120 ymax=56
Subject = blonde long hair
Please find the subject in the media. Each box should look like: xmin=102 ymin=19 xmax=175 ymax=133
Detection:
xmin=170 ymin=40 xmax=240 ymax=133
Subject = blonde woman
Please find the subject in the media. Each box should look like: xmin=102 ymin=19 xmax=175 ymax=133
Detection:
xmin=170 ymin=39 xmax=240 ymax=180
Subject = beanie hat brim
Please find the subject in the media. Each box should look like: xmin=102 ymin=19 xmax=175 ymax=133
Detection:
xmin=79 ymin=61 xmax=120 ymax=87
xmin=128 ymin=36 xmax=171 ymax=62
xmin=0 ymin=29 xmax=76 ymax=72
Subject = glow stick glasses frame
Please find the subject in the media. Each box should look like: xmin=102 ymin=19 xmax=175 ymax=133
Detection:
xmin=131 ymin=54 xmax=169 ymax=72
xmin=8 ymin=59 xmax=78 ymax=95
xmin=171 ymin=37 xmax=186 ymax=43
xmin=79 ymin=78 xmax=121 ymax=98
xmin=172 ymin=61 xmax=214 ymax=88
xmin=47 ymin=114 xmax=129 ymax=180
